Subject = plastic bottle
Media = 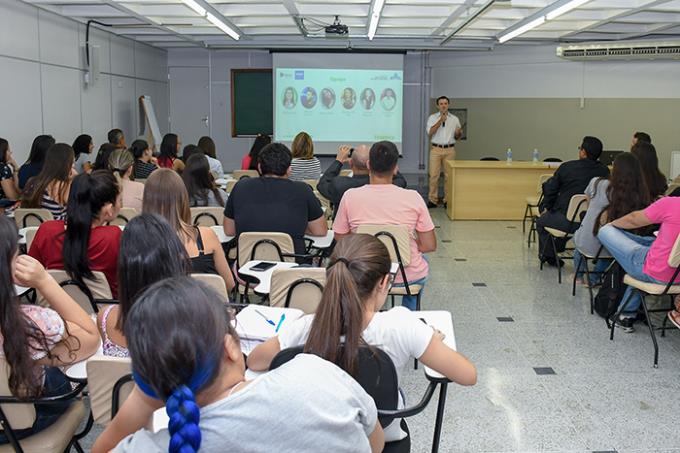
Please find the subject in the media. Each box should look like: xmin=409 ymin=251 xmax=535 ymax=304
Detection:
xmin=506 ymin=147 xmax=513 ymax=164
xmin=532 ymin=148 xmax=539 ymax=163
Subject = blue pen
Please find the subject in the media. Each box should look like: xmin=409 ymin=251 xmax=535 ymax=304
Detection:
xmin=275 ymin=314 xmax=286 ymax=333
xmin=254 ymin=309 xmax=275 ymax=326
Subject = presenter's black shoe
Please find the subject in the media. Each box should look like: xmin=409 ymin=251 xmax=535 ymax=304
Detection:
xmin=427 ymin=202 xmax=438 ymax=209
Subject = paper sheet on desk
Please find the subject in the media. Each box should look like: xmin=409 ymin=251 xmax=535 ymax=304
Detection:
xmin=235 ymin=305 xmax=304 ymax=342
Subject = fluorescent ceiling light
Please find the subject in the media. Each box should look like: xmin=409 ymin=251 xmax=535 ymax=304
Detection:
xmin=498 ymin=16 xmax=545 ymax=43
xmin=546 ymin=0 xmax=591 ymax=20
xmin=207 ymin=12 xmax=240 ymax=40
xmin=367 ymin=0 xmax=386 ymax=40
xmin=181 ymin=0 xmax=206 ymax=16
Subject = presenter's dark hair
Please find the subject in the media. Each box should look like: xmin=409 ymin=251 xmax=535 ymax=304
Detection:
xmin=258 ymin=143 xmax=291 ymax=176
xmin=580 ymin=136 xmax=603 ymax=160
xmin=64 ymin=170 xmax=119 ymax=286
xmin=117 ymin=214 xmax=190 ymax=331
xmin=125 ymin=277 xmax=234 ymax=453
xmin=436 ymin=96 xmax=449 ymax=104
xmin=197 ymin=136 xmax=217 ymax=159
xmin=72 ymin=134 xmax=93 ymax=162
xmin=368 ymin=141 xmax=399 ymax=176
xmin=107 ymin=128 xmax=125 ymax=146
xmin=634 ymin=131 xmax=651 ymax=144
xmin=129 ymin=139 xmax=149 ymax=160
xmin=248 ymin=134 xmax=272 ymax=170
xmin=26 ymin=135 xmax=55 ymax=165
xmin=160 ymin=133 xmax=179 ymax=159
xmin=631 ymin=141 xmax=667 ymax=200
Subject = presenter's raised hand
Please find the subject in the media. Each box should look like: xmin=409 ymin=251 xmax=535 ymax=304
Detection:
xmin=336 ymin=145 xmax=352 ymax=164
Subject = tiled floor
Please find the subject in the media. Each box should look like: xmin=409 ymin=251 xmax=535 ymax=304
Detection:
xmin=81 ymin=210 xmax=680 ymax=452
xmin=400 ymin=211 xmax=680 ymax=453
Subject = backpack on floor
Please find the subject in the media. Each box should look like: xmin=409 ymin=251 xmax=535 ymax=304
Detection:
xmin=593 ymin=261 xmax=625 ymax=319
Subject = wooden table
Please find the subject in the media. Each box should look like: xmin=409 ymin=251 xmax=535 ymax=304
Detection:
xmin=445 ymin=160 xmax=558 ymax=220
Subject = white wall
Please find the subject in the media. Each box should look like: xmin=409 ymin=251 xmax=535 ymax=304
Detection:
xmin=168 ymin=49 xmax=429 ymax=173
xmin=0 ymin=0 xmax=169 ymax=163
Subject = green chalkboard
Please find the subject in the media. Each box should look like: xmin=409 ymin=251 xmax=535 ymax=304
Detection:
xmin=231 ymin=69 xmax=273 ymax=137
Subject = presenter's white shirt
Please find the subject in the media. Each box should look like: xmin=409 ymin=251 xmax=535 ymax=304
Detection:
xmin=426 ymin=112 xmax=461 ymax=146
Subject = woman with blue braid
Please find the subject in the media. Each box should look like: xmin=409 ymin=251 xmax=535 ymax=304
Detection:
xmin=93 ymin=277 xmax=384 ymax=453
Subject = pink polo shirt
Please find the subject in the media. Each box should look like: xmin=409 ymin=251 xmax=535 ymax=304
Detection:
xmin=333 ymin=184 xmax=435 ymax=282
xmin=644 ymin=197 xmax=680 ymax=283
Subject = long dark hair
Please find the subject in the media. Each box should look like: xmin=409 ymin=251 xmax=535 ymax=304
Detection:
xmin=25 ymin=135 xmax=55 ymax=165
xmin=93 ymin=143 xmax=117 ymax=171
xmin=72 ymin=134 xmax=92 ymax=162
xmin=160 ymin=134 xmax=179 ymax=159
xmin=181 ymin=144 xmax=201 ymax=163
xmin=117 ymin=214 xmax=190 ymax=331
xmin=23 ymin=143 xmax=74 ymax=208
xmin=304 ymin=234 xmax=391 ymax=375
xmin=0 ymin=138 xmax=9 ymax=164
xmin=631 ymin=142 xmax=667 ymax=200
xmin=125 ymin=277 xmax=234 ymax=453
xmin=197 ymin=136 xmax=217 ymax=159
xmin=0 ymin=217 xmax=53 ymax=397
xmin=182 ymin=154 xmax=224 ymax=207
xmin=593 ymin=153 xmax=651 ymax=235
xmin=248 ymin=134 xmax=271 ymax=170
xmin=63 ymin=171 xmax=119 ymax=285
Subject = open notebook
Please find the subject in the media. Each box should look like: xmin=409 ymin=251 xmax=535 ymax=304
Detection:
xmin=235 ymin=305 xmax=305 ymax=354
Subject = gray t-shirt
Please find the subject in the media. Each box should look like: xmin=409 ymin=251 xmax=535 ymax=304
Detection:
xmin=189 ymin=188 xmax=228 ymax=207
xmin=112 ymin=354 xmax=377 ymax=453
xmin=574 ymin=177 xmax=609 ymax=256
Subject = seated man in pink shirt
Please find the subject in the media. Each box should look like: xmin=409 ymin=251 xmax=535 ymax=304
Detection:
xmin=598 ymin=196 xmax=680 ymax=332
xmin=333 ymin=140 xmax=437 ymax=310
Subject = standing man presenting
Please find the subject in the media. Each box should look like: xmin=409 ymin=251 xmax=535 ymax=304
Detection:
xmin=426 ymin=96 xmax=462 ymax=208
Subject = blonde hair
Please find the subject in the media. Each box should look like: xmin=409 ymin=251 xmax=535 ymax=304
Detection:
xmin=109 ymin=149 xmax=135 ymax=182
xmin=291 ymin=132 xmax=314 ymax=160
xmin=142 ymin=169 xmax=194 ymax=243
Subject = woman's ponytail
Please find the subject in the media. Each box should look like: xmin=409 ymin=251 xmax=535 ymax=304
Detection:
xmin=167 ymin=386 xmax=202 ymax=453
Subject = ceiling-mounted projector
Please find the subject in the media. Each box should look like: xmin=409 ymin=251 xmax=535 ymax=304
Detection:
xmin=325 ymin=15 xmax=349 ymax=36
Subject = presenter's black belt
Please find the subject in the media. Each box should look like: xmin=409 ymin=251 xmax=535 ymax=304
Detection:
xmin=432 ymin=143 xmax=454 ymax=148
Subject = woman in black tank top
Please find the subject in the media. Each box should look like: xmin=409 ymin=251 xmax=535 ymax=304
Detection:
xmin=190 ymin=227 xmax=218 ymax=275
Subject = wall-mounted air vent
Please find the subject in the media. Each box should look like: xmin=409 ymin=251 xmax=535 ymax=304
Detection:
xmin=557 ymin=40 xmax=680 ymax=60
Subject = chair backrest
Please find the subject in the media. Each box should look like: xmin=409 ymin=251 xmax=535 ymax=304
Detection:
xmin=232 ymin=169 xmax=259 ymax=180
xmin=667 ymin=234 xmax=680 ymax=268
xmin=565 ymin=194 xmax=588 ymax=223
xmin=537 ymin=173 xmax=553 ymax=193
xmin=86 ymin=356 xmax=132 ymax=425
xmin=270 ymin=346 xmax=399 ymax=427
xmin=191 ymin=273 xmax=229 ymax=300
xmin=313 ymin=191 xmax=332 ymax=218
xmin=107 ymin=208 xmax=139 ymax=226
xmin=225 ymin=179 xmax=238 ymax=194
xmin=39 ymin=270 xmax=113 ymax=313
xmin=303 ymin=179 xmax=318 ymax=191
xmin=0 ymin=359 xmax=36 ymax=430
xmin=269 ymin=267 xmax=325 ymax=313
xmin=14 ymin=208 xmax=53 ymax=228
xmin=356 ymin=225 xmax=411 ymax=266
xmin=190 ymin=207 xmax=224 ymax=226
xmin=23 ymin=227 xmax=39 ymax=251
xmin=237 ymin=232 xmax=296 ymax=265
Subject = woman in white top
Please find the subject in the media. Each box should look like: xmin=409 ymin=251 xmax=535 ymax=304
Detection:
xmin=248 ymin=233 xmax=477 ymax=442
xmin=109 ymin=149 xmax=144 ymax=212
xmin=93 ymin=277 xmax=384 ymax=453
xmin=289 ymin=131 xmax=321 ymax=181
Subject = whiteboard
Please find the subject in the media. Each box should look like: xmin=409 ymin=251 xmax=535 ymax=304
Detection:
xmin=139 ymin=95 xmax=161 ymax=152
xmin=671 ymin=151 xmax=680 ymax=181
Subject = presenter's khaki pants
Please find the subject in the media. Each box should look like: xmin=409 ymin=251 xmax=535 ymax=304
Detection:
xmin=428 ymin=146 xmax=455 ymax=204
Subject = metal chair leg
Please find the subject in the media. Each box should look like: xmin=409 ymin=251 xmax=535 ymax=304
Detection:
xmin=550 ymin=236 xmax=561 ymax=284
xmin=639 ymin=295 xmax=659 ymax=367
xmin=431 ymin=382 xmax=448 ymax=453
xmin=610 ymin=289 xmax=634 ymax=340
xmin=582 ymin=257 xmax=595 ymax=314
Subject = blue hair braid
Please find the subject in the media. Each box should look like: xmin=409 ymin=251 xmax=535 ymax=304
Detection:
xmin=167 ymin=385 xmax=201 ymax=453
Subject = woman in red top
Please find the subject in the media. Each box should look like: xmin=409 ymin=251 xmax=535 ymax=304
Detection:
xmin=157 ymin=133 xmax=185 ymax=173
xmin=29 ymin=170 xmax=123 ymax=297
xmin=241 ymin=134 xmax=271 ymax=170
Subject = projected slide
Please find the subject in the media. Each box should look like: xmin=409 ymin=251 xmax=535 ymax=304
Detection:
xmin=274 ymin=68 xmax=403 ymax=144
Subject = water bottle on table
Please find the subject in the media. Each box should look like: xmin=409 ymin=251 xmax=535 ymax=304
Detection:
xmin=532 ymin=148 xmax=539 ymax=164
xmin=506 ymin=147 xmax=512 ymax=165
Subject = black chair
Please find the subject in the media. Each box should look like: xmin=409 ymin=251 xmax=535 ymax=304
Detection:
xmin=271 ymin=346 xmax=443 ymax=453
xmin=479 ymin=157 xmax=499 ymax=161
xmin=543 ymin=157 xmax=563 ymax=162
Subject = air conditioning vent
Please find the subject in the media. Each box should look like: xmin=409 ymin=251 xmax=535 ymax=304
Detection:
xmin=557 ymin=40 xmax=680 ymax=60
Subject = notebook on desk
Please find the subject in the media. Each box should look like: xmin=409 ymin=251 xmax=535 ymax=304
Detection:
xmin=235 ymin=305 xmax=304 ymax=342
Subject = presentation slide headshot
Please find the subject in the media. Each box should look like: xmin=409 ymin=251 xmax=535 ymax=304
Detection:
xmin=341 ymin=87 xmax=356 ymax=109
xmin=301 ymin=87 xmax=317 ymax=109
xmin=282 ymin=87 xmax=297 ymax=109
xmin=360 ymin=88 xmax=376 ymax=110
xmin=381 ymin=88 xmax=397 ymax=111
xmin=321 ymin=88 xmax=336 ymax=109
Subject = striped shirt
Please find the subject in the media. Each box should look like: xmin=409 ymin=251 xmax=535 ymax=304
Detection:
xmin=134 ymin=160 xmax=157 ymax=180
xmin=290 ymin=157 xmax=321 ymax=181
xmin=41 ymin=191 xmax=66 ymax=220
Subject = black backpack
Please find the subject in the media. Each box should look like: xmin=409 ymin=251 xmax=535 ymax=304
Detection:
xmin=593 ymin=261 xmax=626 ymax=319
